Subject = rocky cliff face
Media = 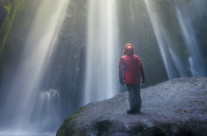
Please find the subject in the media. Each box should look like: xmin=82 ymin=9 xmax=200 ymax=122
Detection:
xmin=57 ymin=77 xmax=207 ymax=136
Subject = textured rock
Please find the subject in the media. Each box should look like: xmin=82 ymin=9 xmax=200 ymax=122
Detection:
xmin=57 ymin=77 xmax=207 ymax=136
xmin=0 ymin=0 xmax=20 ymax=54
xmin=0 ymin=6 xmax=6 ymax=27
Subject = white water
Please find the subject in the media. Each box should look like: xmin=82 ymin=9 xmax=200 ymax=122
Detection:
xmin=1 ymin=0 xmax=70 ymax=133
xmin=175 ymin=0 xmax=206 ymax=76
xmin=84 ymin=0 xmax=119 ymax=104
xmin=31 ymin=89 xmax=61 ymax=131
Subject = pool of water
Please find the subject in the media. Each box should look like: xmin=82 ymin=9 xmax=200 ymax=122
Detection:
xmin=0 ymin=132 xmax=56 ymax=136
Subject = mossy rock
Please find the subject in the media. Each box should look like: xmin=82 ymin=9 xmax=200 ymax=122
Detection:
xmin=57 ymin=77 xmax=207 ymax=136
xmin=57 ymin=106 xmax=86 ymax=136
xmin=0 ymin=0 xmax=21 ymax=55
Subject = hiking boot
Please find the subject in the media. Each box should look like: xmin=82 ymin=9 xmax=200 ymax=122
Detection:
xmin=127 ymin=109 xmax=140 ymax=114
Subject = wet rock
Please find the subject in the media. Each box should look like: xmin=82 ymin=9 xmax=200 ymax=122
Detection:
xmin=0 ymin=6 xmax=7 ymax=27
xmin=57 ymin=77 xmax=207 ymax=136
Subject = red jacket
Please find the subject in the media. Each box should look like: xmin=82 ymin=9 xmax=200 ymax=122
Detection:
xmin=119 ymin=55 xmax=144 ymax=84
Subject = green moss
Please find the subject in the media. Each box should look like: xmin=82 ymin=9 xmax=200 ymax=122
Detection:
xmin=3 ymin=5 xmax=10 ymax=11
xmin=57 ymin=106 xmax=86 ymax=136
xmin=76 ymin=106 xmax=86 ymax=114
xmin=57 ymin=114 xmax=80 ymax=136
xmin=0 ymin=0 xmax=21 ymax=56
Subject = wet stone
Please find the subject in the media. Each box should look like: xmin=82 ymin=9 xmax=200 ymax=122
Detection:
xmin=57 ymin=77 xmax=207 ymax=136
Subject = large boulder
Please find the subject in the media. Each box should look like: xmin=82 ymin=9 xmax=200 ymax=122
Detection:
xmin=57 ymin=77 xmax=207 ymax=136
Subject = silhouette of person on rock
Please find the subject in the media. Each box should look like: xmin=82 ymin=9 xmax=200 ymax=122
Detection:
xmin=119 ymin=43 xmax=145 ymax=114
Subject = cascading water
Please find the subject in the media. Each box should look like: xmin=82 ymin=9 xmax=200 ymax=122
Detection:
xmin=0 ymin=0 xmax=207 ymax=135
xmin=144 ymin=0 xmax=186 ymax=79
xmin=32 ymin=89 xmax=61 ymax=131
xmin=169 ymin=48 xmax=186 ymax=77
xmin=175 ymin=0 xmax=207 ymax=77
xmin=84 ymin=0 xmax=119 ymax=104
xmin=144 ymin=0 xmax=207 ymax=78
xmin=0 ymin=0 xmax=70 ymax=134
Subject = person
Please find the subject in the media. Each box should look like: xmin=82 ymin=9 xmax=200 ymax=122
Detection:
xmin=119 ymin=43 xmax=145 ymax=114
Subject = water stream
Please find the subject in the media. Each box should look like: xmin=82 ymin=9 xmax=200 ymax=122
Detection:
xmin=175 ymin=0 xmax=206 ymax=76
xmin=144 ymin=0 xmax=206 ymax=79
xmin=0 ymin=0 xmax=70 ymax=134
xmin=84 ymin=0 xmax=119 ymax=104
xmin=144 ymin=0 xmax=183 ymax=79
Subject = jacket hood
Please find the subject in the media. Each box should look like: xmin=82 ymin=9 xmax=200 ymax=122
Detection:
xmin=124 ymin=44 xmax=134 ymax=56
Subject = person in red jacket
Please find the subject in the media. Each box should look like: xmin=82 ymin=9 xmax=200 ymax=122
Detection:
xmin=119 ymin=43 xmax=145 ymax=114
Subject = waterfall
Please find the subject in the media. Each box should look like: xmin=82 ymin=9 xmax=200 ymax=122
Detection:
xmin=175 ymin=0 xmax=206 ymax=77
xmin=0 ymin=0 xmax=206 ymax=134
xmin=145 ymin=0 xmax=206 ymax=78
xmin=169 ymin=48 xmax=186 ymax=77
xmin=84 ymin=0 xmax=119 ymax=104
xmin=1 ymin=0 xmax=70 ymax=133
xmin=144 ymin=0 xmax=181 ymax=79
xmin=32 ymin=89 xmax=61 ymax=131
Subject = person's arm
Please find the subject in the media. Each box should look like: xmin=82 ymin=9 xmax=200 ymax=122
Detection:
xmin=138 ymin=57 xmax=145 ymax=83
xmin=119 ymin=57 xmax=125 ymax=85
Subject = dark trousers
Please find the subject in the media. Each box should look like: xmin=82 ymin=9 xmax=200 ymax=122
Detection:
xmin=126 ymin=84 xmax=141 ymax=111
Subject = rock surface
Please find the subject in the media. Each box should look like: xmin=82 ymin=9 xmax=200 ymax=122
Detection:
xmin=0 ymin=0 xmax=20 ymax=53
xmin=57 ymin=78 xmax=207 ymax=136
